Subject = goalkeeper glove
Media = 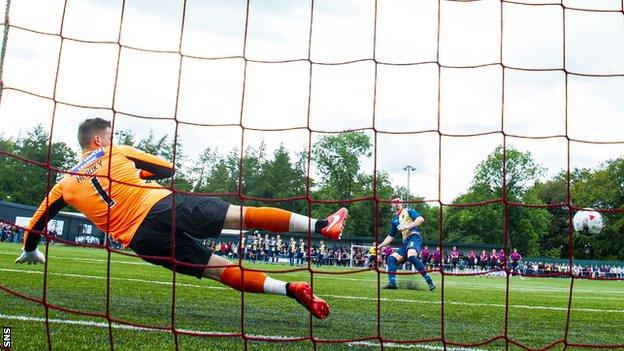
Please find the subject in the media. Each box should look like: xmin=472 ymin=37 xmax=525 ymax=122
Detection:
xmin=15 ymin=248 xmax=46 ymax=265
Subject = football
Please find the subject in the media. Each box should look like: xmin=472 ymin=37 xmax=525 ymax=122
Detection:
xmin=573 ymin=210 xmax=604 ymax=234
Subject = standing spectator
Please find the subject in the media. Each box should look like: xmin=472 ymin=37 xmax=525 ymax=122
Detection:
xmin=276 ymin=235 xmax=283 ymax=260
xmin=14 ymin=227 xmax=23 ymax=243
xmin=317 ymin=240 xmax=326 ymax=268
xmin=479 ymin=250 xmax=489 ymax=272
xmin=239 ymin=235 xmax=246 ymax=259
xmin=382 ymin=246 xmax=393 ymax=269
xmin=498 ymin=249 xmax=506 ymax=272
xmin=450 ymin=246 xmax=460 ymax=274
xmin=421 ymin=246 xmax=431 ymax=269
xmin=467 ymin=249 xmax=476 ymax=271
xmin=256 ymin=233 xmax=264 ymax=262
xmin=269 ymin=236 xmax=277 ymax=264
xmin=510 ymin=248 xmax=522 ymax=277
xmin=489 ymin=249 xmax=499 ymax=272
xmin=433 ymin=246 xmax=442 ymax=271
xmin=251 ymin=237 xmax=259 ymax=262
xmin=297 ymin=238 xmax=305 ymax=265
xmin=245 ymin=236 xmax=252 ymax=260
xmin=288 ymin=237 xmax=297 ymax=266
xmin=263 ymin=234 xmax=270 ymax=263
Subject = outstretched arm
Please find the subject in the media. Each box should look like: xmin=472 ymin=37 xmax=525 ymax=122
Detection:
xmin=16 ymin=183 xmax=66 ymax=264
xmin=377 ymin=235 xmax=394 ymax=250
xmin=120 ymin=145 xmax=175 ymax=180
xmin=379 ymin=218 xmax=398 ymax=249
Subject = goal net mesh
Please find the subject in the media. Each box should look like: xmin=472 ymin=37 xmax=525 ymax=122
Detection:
xmin=0 ymin=0 xmax=623 ymax=350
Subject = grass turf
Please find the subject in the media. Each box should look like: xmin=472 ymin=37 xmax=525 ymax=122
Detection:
xmin=0 ymin=242 xmax=623 ymax=351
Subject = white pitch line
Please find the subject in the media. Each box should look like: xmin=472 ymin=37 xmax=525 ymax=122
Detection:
xmin=0 ymin=313 xmax=487 ymax=351
xmin=0 ymin=268 xmax=227 ymax=290
xmin=0 ymin=250 xmax=150 ymax=266
xmin=3 ymin=267 xmax=623 ymax=314
xmin=324 ymin=294 xmax=624 ymax=314
xmin=347 ymin=341 xmax=489 ymax=351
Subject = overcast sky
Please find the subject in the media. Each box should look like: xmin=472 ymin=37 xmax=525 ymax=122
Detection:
xmin=0 ymin=0 xmax=623 ymax=203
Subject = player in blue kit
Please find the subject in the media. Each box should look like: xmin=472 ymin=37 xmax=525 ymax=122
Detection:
xmin=377 ymin=196 xmax=435 ymax=291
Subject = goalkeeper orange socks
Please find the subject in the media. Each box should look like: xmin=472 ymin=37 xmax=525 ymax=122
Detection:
xmin=219 ymin=266 xmax=287 ymax=295
xmin=244 ymin=207 xmax=324 ymax=233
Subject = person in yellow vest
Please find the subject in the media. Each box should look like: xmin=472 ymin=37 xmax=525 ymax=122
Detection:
xmin=368 ymin=243 xmax=378 ymax=268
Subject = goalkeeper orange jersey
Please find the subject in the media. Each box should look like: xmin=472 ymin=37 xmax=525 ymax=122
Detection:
xmin=23 ymin=145 xmax=174 ymax=251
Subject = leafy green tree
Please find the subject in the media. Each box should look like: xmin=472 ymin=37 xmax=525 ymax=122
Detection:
xmin=528 ymin=173 xmax=569 ymax=257
xmin=134 ymin=131 xmax=192 ymax=191
xmin=445 ymin=146 xmax=549 ymax=255
xmin=197 ymin=149 xmax=241 ymax=204
xmin=0 ymin=125 xmax=77 ymax=206
xmin=311 ymin=132 xmax=375 ymax=236
xmin=260 ymin=144 xmax=308 ymax=213
xmin=114 ymin=129 xmax=136 ymax=146
xmin=189 ymin=146 xmax=218 ymax=192
xmin=312 ymin=131 xmax=372 ymax=200
xmin=241 ymin=143 xmax=267 ymax=205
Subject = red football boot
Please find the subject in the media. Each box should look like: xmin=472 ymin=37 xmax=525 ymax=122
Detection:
xmin=320 ymin=207 xmax=348 ymax=240
xmin=288 ymin=282 xmax=330 ymax=319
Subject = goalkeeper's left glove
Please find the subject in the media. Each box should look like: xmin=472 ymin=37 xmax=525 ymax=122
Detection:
xmin=15 ymin=248 xmax=46 ymax=265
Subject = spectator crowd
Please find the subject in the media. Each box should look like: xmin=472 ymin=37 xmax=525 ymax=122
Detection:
xmin=202 ymin=232 xmax=624 ymax=279
xmin=2 ymin=223 xmax=623 ymax=279
xmin=0 ymin=223 xmax=23 ymax=244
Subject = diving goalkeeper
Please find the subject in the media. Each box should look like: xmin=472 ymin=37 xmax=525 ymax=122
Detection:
xmin=15 ymin=118 xmax=348 ymax=320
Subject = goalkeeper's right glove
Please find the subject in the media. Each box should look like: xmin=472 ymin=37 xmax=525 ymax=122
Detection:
xmin=15 ymin=248 xmax=46 ymax=265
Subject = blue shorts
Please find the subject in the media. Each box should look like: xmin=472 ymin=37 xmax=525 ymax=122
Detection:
xmin=396 ymin=234 xmax=422 ymax=258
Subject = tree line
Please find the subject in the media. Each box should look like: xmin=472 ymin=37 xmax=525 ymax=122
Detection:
xmin=1 ymin=126 xmax=622 ymax=260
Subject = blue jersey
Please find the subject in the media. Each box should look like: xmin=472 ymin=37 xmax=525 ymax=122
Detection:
xmin=389 ymin=208 xmax=422 ymax=241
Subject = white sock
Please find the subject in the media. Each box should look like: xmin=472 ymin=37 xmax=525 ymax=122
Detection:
xmin=289 ymin=213 xmax=317 ymax=233
xmin=263 ymin=277 xmax=287 ymax=295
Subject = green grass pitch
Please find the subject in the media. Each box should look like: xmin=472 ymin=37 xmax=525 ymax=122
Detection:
xmin=1 ymin=242 xmax=623 ymax=351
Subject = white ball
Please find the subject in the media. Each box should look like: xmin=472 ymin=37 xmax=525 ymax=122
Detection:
xmin=573 ymin=210 xmax=604 ymax=234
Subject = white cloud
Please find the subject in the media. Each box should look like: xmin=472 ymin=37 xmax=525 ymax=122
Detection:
xmin=310 ymin=0 xmax=375 ymax=63
xmin=503 ymin=3 xmax=563 ymax=69
xmin=120 ymin=0 xmax=184 ymax=51
xmin=63 ymin=0 xmax=122 ymax=42
xmin=374 ymin=64 xmax=438 ymax=132
xmin=440 ymin=66 xmax=502 ymax=134
xmin=182 ymin=0 xmax=246 ymax=57
xmin=2 ymin=29 xmax=60 ymax=98
xmin=309 ymin=61 xmax=376 ymax=131
xmin=246 ymin=0 xmax=311 ymax=60
xmin=565 ymin=10 xmax=624 ymax=75
xmin=375 ymin=0 xmax=438 ymax=63
xmin=177 ymin=57 xmax=244 ymax=125
xmin=56 ymin=41 xmax=119 ymax=107
xmin=568 ymin=76 xmax=624 ymax=142
xmin=439 ymin=1 xmax=500 ymax=66
xmin=243 ymin=61 xmax=310 ymax=129
xmin=7 ymin=0 xmax=64 ymax=34
xmin=114 ymin=49 xmax=180 ymax=117
xmin=503 ymin=70 xmax=566 ymax=137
